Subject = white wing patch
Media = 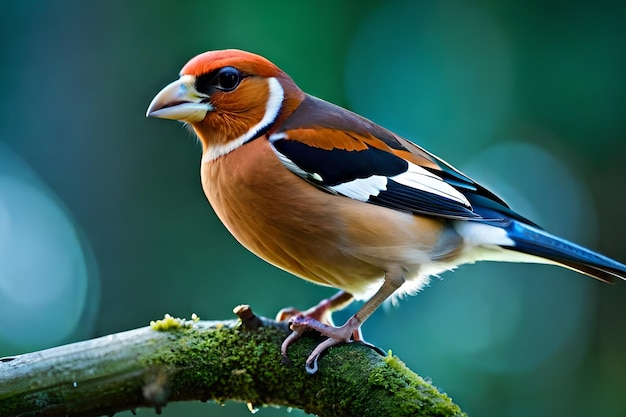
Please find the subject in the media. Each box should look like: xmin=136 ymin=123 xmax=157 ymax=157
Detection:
xmin=330 ymin=176 xmax=388 ymax=201
xmin=329 ymin=162 xmax=470 ymax=207
xmin=391 ymin=163 xmax=470 ymax=207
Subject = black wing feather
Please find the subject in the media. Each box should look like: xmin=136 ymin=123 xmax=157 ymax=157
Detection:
xmin=272 ymin=137 xmax=480 ymax=220
xmin=271 ymin=137 xmax=407 ymax=186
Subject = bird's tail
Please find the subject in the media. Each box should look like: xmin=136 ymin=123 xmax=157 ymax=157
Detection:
xmin=502 ymin=221 xmax=626 ymax=284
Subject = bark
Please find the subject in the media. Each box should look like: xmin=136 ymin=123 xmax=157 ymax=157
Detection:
xmin=0 ymin=306 xmax=466 ymax=417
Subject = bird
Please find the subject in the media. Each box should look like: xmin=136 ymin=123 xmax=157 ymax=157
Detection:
xmin=146 ymin=49 xmax=626 ymax=373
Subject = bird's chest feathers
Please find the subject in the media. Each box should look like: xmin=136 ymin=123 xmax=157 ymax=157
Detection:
xmin=200 ymin=139 xmax=335 ymax=254
xmin=198 ymin=138 xmax=448 ymax=294
xmin=203 ymin=139 xmax=289 ymax=224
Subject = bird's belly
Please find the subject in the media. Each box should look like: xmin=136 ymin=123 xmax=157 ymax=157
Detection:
xmin=200 ymin=139 xmax=449 ymax=297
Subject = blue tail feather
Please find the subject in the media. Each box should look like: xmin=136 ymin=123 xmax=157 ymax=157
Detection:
xmin=503 ymin=221 xmax=626 ymax=283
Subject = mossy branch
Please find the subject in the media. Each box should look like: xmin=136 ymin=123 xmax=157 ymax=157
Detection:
xmin=0 ymin=306 xmax=466 ymax=417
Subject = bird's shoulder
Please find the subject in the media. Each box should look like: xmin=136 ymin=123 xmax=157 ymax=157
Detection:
xmin=267 ymin=95 xmax=538 ymax=226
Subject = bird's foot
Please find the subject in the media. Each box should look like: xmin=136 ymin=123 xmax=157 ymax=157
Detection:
xmin=278 ymin=298 xmax=339 ymax=370
xmin=282 ymin=315 xmax=378 ymax=374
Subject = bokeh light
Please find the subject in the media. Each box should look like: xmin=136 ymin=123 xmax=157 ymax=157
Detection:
xmin=0 ymin=143 xmax=99 ymax=355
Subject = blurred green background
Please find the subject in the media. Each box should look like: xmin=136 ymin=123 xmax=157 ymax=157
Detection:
xmin=1 ymin=0 xmax=626 ymax=416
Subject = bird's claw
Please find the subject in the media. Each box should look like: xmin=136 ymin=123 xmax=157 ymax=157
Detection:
xmin=305 ymin=352 xmax=320 ymax=374
xmin=280 ymin=320 xmax=306 ymax=359
xmin=356 ymin=340 xmax=386 ymax=357
xmin=281 ymin=314 xmax=362 ymax=374
xmin=280 ymin=304 xmax=384 ymax=374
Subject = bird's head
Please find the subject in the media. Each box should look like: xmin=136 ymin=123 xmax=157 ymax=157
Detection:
xmin=146 ymin=49 xmax=304 ymax=157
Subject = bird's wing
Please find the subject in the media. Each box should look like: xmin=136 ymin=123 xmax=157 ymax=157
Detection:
xmin=270 ymin=95 xmax=534 ymax=224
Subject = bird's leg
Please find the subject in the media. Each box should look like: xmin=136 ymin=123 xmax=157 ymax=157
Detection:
xmin=284 ymin=271 xmax=405 ymax=373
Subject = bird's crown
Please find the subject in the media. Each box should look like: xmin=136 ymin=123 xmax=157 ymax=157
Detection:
xmin=180 ymin=49 xmax=283 ymax=79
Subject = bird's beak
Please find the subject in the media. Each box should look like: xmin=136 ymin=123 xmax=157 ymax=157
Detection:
xmin=146 ymin=75 xmax=213 ymax=123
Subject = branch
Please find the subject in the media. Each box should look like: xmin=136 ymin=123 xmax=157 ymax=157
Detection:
xmin=0 ymin=306 xmax=466 ymax=417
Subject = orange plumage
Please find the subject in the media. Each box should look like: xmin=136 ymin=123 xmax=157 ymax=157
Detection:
xmin=147 ymin=49 xmax=626 ymax=373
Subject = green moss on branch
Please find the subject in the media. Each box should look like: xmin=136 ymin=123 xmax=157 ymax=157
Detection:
xmin=0 ymin=309 xmax=466 ymax=417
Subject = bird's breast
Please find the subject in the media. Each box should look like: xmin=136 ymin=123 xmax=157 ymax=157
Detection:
xmin=200 ymin=138 xmax=451 ymax=297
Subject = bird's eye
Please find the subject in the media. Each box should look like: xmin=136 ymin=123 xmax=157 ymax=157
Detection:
xmin=216 ymin=67 xmax=241 ymax=91
xmin=195 ymin=67 xmax=242 ymax=94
